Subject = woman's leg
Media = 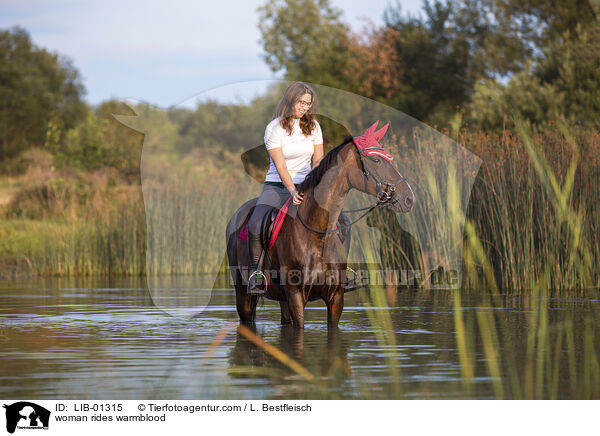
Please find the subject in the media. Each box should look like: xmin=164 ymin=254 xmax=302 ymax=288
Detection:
xmin=247 ymin=183 xmax=290 ymax=293
xmin=247 ymin=204 xmax=273 ymax=271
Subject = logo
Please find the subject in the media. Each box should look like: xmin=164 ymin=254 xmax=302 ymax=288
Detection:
xmin=3 ymin=402 xmax=50 ymax=434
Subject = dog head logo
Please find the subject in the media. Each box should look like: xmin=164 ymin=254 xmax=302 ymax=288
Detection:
xmin=3 ymin=402 xmax=50 ymax=434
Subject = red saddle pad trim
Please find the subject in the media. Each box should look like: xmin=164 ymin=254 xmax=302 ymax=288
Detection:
xmin=269 ymin=197 xmax=292 ymax=249
xmin=238 ymin=223 xmax=248 ymax=242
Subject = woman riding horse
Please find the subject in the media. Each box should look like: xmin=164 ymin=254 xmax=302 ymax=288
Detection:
xmin=227 ymin=112 xmax=415 ymax=328
xmin=247 ymin=82 xmax=324 ymax=294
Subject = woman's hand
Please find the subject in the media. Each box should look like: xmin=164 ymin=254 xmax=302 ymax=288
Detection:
xmin=290 ymin=188 xmax=304 ymax=205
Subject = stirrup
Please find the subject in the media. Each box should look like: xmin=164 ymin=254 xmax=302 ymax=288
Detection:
xmin=248 ymin=270 xmax=267 ymax=295
xmin=344 ymin=266 xmax=359 ymax=292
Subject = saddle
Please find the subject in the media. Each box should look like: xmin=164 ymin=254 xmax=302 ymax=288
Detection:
xmin=238 ymin=198 xmax=351 ymax=253
xmin=238 ymin=199 xmax=357 ymax=292
xmin=238 ymin=197 xmax=292 ymax=250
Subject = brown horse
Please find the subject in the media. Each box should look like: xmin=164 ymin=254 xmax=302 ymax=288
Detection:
xmin=226 ymin=122 xmax=415 ymax=328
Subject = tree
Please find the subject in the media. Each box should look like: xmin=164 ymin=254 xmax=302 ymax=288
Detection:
xmin=0 ymin=27 xmax=87 ymax=162
xmin=258 ymin=0 xmax=354 ymax=90
xmin=352 ymin=1 xmax=474 ymax=123
xmin=95 ymin=100 xmax=144 ymax=178
xmin=467 ymin=65 xmax=565 ymax=130
xmin=45 ymin=101 xmax=145 ymax=178
xmin=256 ymin=0 xmax=600 ymax=126
xmin=536 ymin=15 xmax=600 ymax=126
xmin=493 ymin=0 xmax=598 ymax=48
xmin=467 ymin=9 xmax=600 ymax=128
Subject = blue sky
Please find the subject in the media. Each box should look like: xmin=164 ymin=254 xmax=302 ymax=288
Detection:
xmin=1 ymin=0 xmax=423 ymax=107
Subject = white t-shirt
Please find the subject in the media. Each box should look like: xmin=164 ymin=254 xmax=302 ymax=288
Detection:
xmin=264 ymin=117 xmax=323 ymax=184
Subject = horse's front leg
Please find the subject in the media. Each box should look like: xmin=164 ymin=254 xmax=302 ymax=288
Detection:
xmin=279 ymin=301 xmax=291 ymax=324
xmin=326 ymin=288 xmax=344 ymax=328
xmin=236 ymin=287 xmax=258 ymax=325
xmin=286 ymin=289 xmax=306 ymax=329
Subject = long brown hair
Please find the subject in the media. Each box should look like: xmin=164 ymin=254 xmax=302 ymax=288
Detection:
xmin=272 ymin=82 xmax=318 ymax=136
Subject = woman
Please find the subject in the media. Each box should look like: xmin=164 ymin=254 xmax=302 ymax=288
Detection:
xmin=247 ymin=82 xmax=323 ymax=294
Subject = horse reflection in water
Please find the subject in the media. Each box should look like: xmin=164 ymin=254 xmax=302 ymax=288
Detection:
xmin=226 ymin=121 xmax=415 ymax=329
xmin=228 ymin=325 xmax=350 ymax=383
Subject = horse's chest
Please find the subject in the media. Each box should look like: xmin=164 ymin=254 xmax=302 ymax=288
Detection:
xmin=278 ymin=232 xmax=346 ymax=289
xmin=304 ymin=250 xmax=346 ymax=289
xmin=299 ymin=241 xmax=342 ymax=269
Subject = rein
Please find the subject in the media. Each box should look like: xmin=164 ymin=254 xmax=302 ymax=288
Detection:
xmin=296 ymin=143 xmax=406 ymax=236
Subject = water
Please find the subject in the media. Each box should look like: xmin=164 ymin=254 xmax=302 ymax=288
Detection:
xmin=1 ymin=277 xmax=598 ymax=399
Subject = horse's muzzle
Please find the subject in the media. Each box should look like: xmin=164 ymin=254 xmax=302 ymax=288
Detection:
xmin=391 ymin=183 xmax=415 ymax=213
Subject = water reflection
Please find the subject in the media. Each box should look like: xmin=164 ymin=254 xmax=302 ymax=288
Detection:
xmin=0 ymin=278 xmax=598 ymax=399
xmin=229 ymin=325 xmax=351 ymax=383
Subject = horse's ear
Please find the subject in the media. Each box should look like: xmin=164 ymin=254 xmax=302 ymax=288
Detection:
xmin=366 ymin=120 xmax=379 ymax=135
xmin=374 ymin=122 xmax=389 ymax=141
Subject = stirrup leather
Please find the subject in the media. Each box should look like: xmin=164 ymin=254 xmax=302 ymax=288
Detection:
xmin=248 ymin=270 xmax=267 ymax=295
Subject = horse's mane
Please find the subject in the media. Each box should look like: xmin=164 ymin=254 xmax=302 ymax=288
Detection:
xmin=297 ymin=135 xmax=354 ymax=193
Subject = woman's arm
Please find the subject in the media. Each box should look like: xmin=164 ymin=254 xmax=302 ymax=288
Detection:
xmin=312 ymin=143 xmax=323 ymax=168
xmin=312 ymin=121 xmax=324 ymax=168
xmin=268 ymin=147 xmax=304 ymax=205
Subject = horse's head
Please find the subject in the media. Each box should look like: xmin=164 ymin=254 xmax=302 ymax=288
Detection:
xmin=348 ymin=121 xmax=415 ymax=213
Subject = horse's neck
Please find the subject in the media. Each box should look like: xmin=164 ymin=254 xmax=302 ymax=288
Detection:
xmin=298 ymin=160 xmax=350 ymax=232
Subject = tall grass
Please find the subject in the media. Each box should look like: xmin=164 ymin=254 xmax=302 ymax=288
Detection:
xmin=142 ymin=175 xmax=255 ymax=276
xmin=0 ymin=162 xmax=255 ymax=277
xmin=462 ymin=122 xmax=599 ymax=291
xmin=2 ymin=121 xmax=599 ymax=399
xmin=447 ymin=119 xmax=600 ymax=399
xmin=0 ymin=199 xmax=145 ymax=277
xmin=366 ymin=122 xmax=600 ymax=292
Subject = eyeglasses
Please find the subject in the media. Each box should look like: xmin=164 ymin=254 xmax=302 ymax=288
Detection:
xmin=296 ymin=99 xmax=312 ymax=108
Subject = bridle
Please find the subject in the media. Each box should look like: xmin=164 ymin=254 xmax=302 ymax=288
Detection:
xmin=296 ymin=142 xmax=406 ymax=235
xmin=355 ymin=145 xmax=406 ymax=204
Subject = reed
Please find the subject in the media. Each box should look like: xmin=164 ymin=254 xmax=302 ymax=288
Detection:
xmin=446 ymin=119 xmax=600 ymax=399
xmin=360 ymin=245 xmax=403 ymax=397
xmin=365 ymin=122 xmax=600 ymax=292
xmin=271 ymin=119 xmax=600 ymax=399
xmin=460 ymin=122 xmax=599 ymax=291
xmin=2 ymin=122 xmax=598 ymax=290
xmin=346 ymin=119 xmax=600 ymax=398
xmin=3 ymin=117 xmax=599 ymax=400
xmin=0 ymin=199 xmax=146 ymax=277
xmin=142 ymin=175 xmax=255 ymax=276
xmin=0 ymin=168 xmax=255 ymax=277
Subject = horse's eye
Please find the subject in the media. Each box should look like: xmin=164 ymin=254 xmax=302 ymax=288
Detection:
xmin=371 ymin=157 xmax=380 ymax=163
